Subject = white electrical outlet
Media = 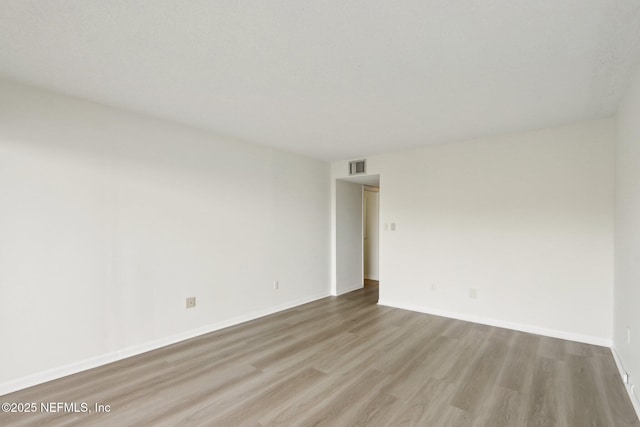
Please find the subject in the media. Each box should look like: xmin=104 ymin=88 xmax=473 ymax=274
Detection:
xmin=274 ymin=280 xmax=279 ymax=290
xmin=431 ymin=283 xmax=437 ymax=291
xmin=469 ymin=288 xmax=477 ymax=299
xmin=186 ymin=297 xmax=196 ymax=309
xmin=623 ymin=373 xmax=630 ymax=384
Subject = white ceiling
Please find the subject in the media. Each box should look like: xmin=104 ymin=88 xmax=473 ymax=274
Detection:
xmin=1 ymin=1 xmax=640 ymax=161
xmin=342 ymin=174 xmax=380 ymax=188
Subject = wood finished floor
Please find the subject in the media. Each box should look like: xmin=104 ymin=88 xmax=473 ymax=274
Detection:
xmin=1 ymin=282 xmax=638 ymax=427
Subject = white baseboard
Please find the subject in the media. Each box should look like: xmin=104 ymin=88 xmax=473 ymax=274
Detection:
xmin=334 ymin=283 xmax=364 ymax=296
xmin=377 ymin=299 xmax=612 ymax=347
xmin=364 ymin=275 xmax=379 ymax=281
xmin=0 ymin=291 xmax=330 ymax=397
xmin=611 ymin=346 xmax=640 ymax=421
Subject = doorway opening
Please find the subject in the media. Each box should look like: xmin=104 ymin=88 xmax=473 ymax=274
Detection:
xmin=334 ymin=174 xmax=380 ymax=301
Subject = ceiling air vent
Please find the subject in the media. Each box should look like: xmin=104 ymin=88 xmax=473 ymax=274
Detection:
xmin=349 ymin=159 xmax=366 ymax=176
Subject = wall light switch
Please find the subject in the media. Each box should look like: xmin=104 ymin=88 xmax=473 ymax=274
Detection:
xmin=391 ymin=223 xmax=396 ymax=231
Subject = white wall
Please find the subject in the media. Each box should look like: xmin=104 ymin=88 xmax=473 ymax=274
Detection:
xmin=334 ymin=180 xmax=363 ymax=295
xmin=614 ymin=64 xmax=640 ymax=414
xmin=364 ymin=189 xmax=379 ymax=280
xmin=0 ymin=79 xmax=330 ymax=394
xmin=332 ymin=119 xmax=615 ymax=345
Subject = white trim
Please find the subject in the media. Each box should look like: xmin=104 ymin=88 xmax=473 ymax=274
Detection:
xmin=333 ymin=283 xmax=364 ymax=296
xmin=377 ymin=299 xmax=612 ymax=347
xmin=0 ymin=291 xmax=330 ymax=396
xmin=364 ymin=275 xmax=379 ymax=281
xmin=611 ymin=346 xmax=640 ymax=421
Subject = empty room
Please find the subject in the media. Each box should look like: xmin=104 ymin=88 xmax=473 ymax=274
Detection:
xmin=1 ymin=1 xmax=640 ymax=426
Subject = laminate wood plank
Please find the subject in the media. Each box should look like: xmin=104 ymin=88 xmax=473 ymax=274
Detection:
xmin=143 ymin=367 xmax=286 ymax=426
xmin=527 ymin=357 xmax=570 ymax=427
xmin=537 ymin=335 xmax=568 ymax=361
xmin=312 ymin=324 xmax=401 ymax=375
xmin=386 ymin=377 xmax=454 ymax=426
xmin=249 ymin=307 xmax=378 ymax=371
xmin=124 ymin=364 xmax=261 ymax=427
xmin=449 ymin=332 xmax=510 ymax=412
xmin=291 ymin=368 xmax=391 ymax=427
xmin=258 ymin=363 xmax=381 ymax=426
xmin=370 ymin=317 xmax=435 ymax=373
xmin=567 ymin=353 xmax=614 ymax=427
xmin=471 ymin=385 xmax=527 ymax=427
xmin=378 ymin=330 xmax=448 ymax=390
xmin=331 ymin=389 xmax=399 ymax=427
xmin=497 ymin=332 xmax=540 ymax=392
xmin=206 ymin=367 xmax=327 ymax=426
xmin=593 ymin=352 xmax=640 ymax=426
xmin=262 ymin=331 xmax=359 ymax=375
xmin=1 ymin=283 xmax=637 ymax=426
xmin=436 ymin=325 xmax=487 ymax=383
xmin=386 ymin=334 xmax=459 ymax=400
